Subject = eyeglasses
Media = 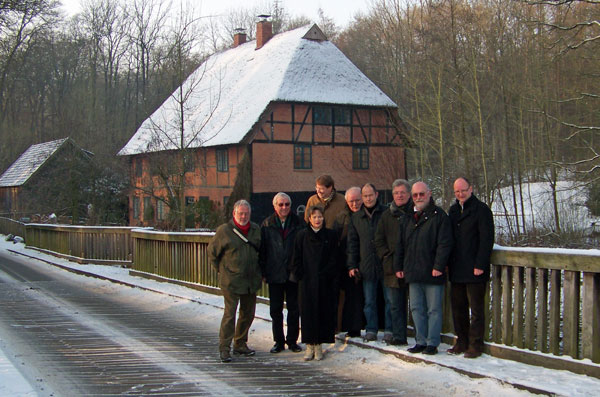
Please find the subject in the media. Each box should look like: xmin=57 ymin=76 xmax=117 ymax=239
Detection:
xmin=412 ymin=192 xmax=427 ymax=198
xmin=278 ymin=202 xmax=290 ymax=207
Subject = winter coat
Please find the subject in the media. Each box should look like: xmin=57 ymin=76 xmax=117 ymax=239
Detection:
xmin=346 ymin=204 xmax=387 ymax=281
xmin=448 ymin=194 xmax=495 ymax=283
xmin=304 ymin=191 xmax=347 ymax=228
xmin=292 ymin=226 xmax=338 ymax=344
xmin=374 ymin=200 xmax=412 ymax=288
xmin=393 ymin=198 xmax=453 ymax=285
xmin=259 ymin=212 xmax=303 ymax=284
xmin=208 ymin=220 xmax=262 ymax=295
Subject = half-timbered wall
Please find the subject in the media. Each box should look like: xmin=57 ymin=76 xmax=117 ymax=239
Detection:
xmin=252 ymin=102 xmax=406 ymax=193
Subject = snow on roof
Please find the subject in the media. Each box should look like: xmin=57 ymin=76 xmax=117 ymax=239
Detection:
xmin=0 ymin=138 xmax=69 ymax=187
xmin=118 ymin=24 xmax=398 ymax=156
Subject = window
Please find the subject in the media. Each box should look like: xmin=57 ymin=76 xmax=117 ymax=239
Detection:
xmin=184 ymin=154 xmax=195 ymax=173
xmin=313 ymin=105 xmax=331 ymax=125
xmin=216 ymin=148 xmax=228 ymax=172
xmin=352 ymin=146 xmax=369 ymax=170
xmin=313 ymin=106 xmax=351 ymax=125
xmin=134 ymin=158 xmax=143 ymax=177
xmin=143 ymin=197 xmax=153 ymax=221
xmin=185 ymin=196 xmax=195 ymax=206
xmin=333 ymin=107 xmax=351 ymax=125
xmin=294 ymin=144 xmax=312 ymax=169
xmin=157 ymin=200 xmax=165 ymax=221
xmin=133 ymin=196 xmax=140 ymax=219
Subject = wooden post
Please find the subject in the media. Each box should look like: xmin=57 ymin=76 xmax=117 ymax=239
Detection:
xmin=502 ymin=265 xmax=513 ymax=346
xmin=524 ymin=267 xmax=536 ymax=350
xmin=563 ymin=270 xmax=581 ymax=359
xmin=537 ymin=268 xmax=549 ymax=353
xmin=492 ymin=265 xmax=502 ymax=343
xmin=549 ymin=269 xmax=561 ymax=355
xmin=513 ymin=266 xmax=525 ymax=348
xmin=582 ymin=272 xmax=600 ymax=363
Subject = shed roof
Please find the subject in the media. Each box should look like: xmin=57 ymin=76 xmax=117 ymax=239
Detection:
xmin=118 ymin=24 xmax=397 ymax=156
xmin=0 ymin=138 xmax=71 ymax=188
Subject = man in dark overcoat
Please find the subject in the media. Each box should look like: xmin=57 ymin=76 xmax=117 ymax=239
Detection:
xmin=260 ymin=192 xmax=303 ymax=354
xmin=208 ymin=199 xmax=261 ymax=363
xmin=447 ymin=177 xmax=495 ymax=358
xmin=332 ymin=186 xmax=364 ymax=337
xmin=374 ymin=179 xmax=412 ymax=345
xmin=394 ymin=181 xmax=453 ymax=355
xmin=347 ymin=183 xmax=389 ymax=342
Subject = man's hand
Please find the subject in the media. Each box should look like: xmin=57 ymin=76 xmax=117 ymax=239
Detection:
xmin=349 ymin=268 xmax=360 ymax=278
xmin=474 ymin=268 xmax=484 ymax=276
xmin=432 ymin=269 xmax=443 ymax=277
xmin=396 ymin=271 xmax=404 ymax=279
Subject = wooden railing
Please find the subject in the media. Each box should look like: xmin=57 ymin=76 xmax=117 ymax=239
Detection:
xmin=0 ymin=217 xmax=26 ymax=238
xmin=131 ymin=229 xmax=269 ymax=297
xmin=24 ymin=224 xmax=134 ymax=265
xmin=488 ymin=247 xmax=599 ymax=368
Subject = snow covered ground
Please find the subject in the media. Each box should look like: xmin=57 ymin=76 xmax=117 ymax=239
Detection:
xmin=1 ymin=238 xmax=600 ymax=396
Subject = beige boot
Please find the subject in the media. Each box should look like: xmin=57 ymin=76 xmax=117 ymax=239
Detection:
xmin=314 ymin=344 xmax=323 ymax=361
xmin=304 ymin=344 xmax=314 ymax=361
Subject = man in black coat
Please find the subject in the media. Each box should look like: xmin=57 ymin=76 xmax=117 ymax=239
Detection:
xmin=260 ymin=192 xmax=303 ymax=354
xmin=347 ymin=183 xmax=389 ymax=342
xmin=447 ymin=177 xmax=495 ymax=358
xmin=394 ymin=181 xmax=453 ymax=355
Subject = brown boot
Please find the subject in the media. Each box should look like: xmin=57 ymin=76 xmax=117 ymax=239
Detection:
xmin=304 ymin=344 xmax=314 ymax=361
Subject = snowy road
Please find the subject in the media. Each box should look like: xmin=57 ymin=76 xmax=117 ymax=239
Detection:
xmin=0 ymin=251 xmax=398 ymax=396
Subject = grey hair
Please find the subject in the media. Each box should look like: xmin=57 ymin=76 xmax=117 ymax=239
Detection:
xmin=344 ymin=186 xmax=361 ymax=200
xmin=392 ymin=179 xmax=411 ymax=191
xmin=272 ymin=192 xmax=292 ymax=207
xmin=233 ymin=199 xmax=251 ymax=213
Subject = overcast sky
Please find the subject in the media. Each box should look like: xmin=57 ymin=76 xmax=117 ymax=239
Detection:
xmin=59 ymin=0 xmax=373 ymax=29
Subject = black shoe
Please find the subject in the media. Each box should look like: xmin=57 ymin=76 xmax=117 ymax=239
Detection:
xmin=447 ymin=345 xmax=467 ymax=355
xmin=388 ymin=338 xmax=408 ymax=346
xmin=270 ymin=343 xmax=285 ymax=353
xmin=407 ymin=344 xmax=427 ymax=353
xmin=220 ymin=350 xmax=232 ymax=363
xmin=422 ymin=346 xmax=438 ymax=355
xmin=287 ymin=343 xmax=302 ymax=353
xmin=464 ymin=348 xmax=482 ymax=359
xmin=233 ymin=345 xmax=256 ymax=356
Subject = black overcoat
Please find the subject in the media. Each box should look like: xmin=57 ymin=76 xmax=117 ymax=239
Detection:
xmin=448 ymin=194 xmax=495 ymax=283
xmin=292 ymin=226 xmax=338 ymax=344
xmin=393 ymin=199 xmax=453 ymax=285
xmin=346 ymin=204 xmax=387 ymax=281
xmin=259 ymin=212 xmax=303 ymax=284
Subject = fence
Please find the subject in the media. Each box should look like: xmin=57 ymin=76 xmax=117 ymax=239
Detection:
xmin=23 ymin=222 xmax=133 ymax=265
xmin=0 ymin=216 xmax=26 ymax=238
xmin=1 ymin=219 xmax=598 ymax=376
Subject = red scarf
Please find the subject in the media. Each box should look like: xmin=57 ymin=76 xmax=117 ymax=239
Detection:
xmin=233 ymin=218 xmax=251 ymax=236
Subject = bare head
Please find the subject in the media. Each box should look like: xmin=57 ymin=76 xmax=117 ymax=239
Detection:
xmin=411 ymin=182 xmax=431 ymax=211
xmin=361 ymin=183 xmax=378 ymax=208
xmin=307 ymin=205 xmax=325 ymax=230
xmin=272 ymin=192 xmax=291 ymax=220
xmin=453 ymin=177 xmax=473 ymax=206
xmin=345 ymin=186 xmax=362 ymax=213
xmin=315 ymin=174 xmax=335 ymax=200
xmin=392 ymin=179 xmax=411 ymax=207
xmin=232 ymin=199 xmax=251 ymax=226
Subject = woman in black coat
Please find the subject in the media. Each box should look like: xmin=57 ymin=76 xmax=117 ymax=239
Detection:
xmin=292 ymin=205 xmax=338 ymax=361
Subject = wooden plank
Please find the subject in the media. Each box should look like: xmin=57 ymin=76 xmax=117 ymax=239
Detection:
xmin=491 ymin=265 xmax=502 ymax=343
xmin=492 ymin=249 xmax=600 ymax=273
xmin=549 ymin=269 xmax=561 ymax=356
xmin=502 ymin=266 xmax=513 ymax=346
xmin=563 ymin=270 xmax=580 ymax=359
xmin=582 ymin=272 xmax=600 ymax=363
xmin=524 ymin=267 xmax=536 ymax=350
xmin=513 ymin=266 xmax=525 ymax=348
xmin=537 ymin=268 xmax=549 ymax=353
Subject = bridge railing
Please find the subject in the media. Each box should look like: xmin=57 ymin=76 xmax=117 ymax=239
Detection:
xmin=0 ymin=217 xmax=26 ymax=238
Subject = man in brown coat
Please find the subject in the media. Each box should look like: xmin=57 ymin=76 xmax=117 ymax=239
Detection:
xmin=208 ymin=199 xmax=262 ymax=363
xmin=304 ymin=174 xmax=346 ymax=228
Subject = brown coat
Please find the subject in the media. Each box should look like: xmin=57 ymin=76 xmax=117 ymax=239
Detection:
xmin=304 ymin=191 xmax=346 ymax=228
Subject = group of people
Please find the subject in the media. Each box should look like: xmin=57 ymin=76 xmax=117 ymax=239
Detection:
xmin=207 ymin=174 xmax=494 ymax=363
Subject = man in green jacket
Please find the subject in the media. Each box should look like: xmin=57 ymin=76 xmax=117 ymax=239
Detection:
xmin=208 ymin=199 xmax=262 ymax=363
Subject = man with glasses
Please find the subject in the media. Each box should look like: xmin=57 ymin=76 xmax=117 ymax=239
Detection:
xmin=208 ymin=200 xmax=262 ymax=363
xmin=347 ymin=183 xmax=389 ymax=342
xmin=260 ymin=192 xmax=304 ymax=354
xmin=447 ymin=177 xmax=494 ymax=358
xmin=332 ymin=186 xmax=365 ymax=338
xmin=394 ymin=182 xmax=453 ymax=355
xmin=375 ymin=179 xmax=412 ymax=346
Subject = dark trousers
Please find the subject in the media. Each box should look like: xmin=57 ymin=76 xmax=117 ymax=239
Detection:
xmin=269 ymin=281 xmax=300 ymax=345
xmin=219 ymin=289 xmax=256 ymax=352
xmin=450 ymin=282 xmax=487 ymax=352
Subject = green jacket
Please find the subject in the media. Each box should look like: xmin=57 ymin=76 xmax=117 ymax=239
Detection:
xmin=208 ymin=220 xmax=262 ymax=295
xmin=374 ymin=201 xmax=412 ymax=288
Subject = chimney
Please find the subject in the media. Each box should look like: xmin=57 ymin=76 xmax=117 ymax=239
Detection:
xmin=233 ymin=28 xmax=247 ymax=48
xmin=256 ymin=15 xmax=272 ymax=50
